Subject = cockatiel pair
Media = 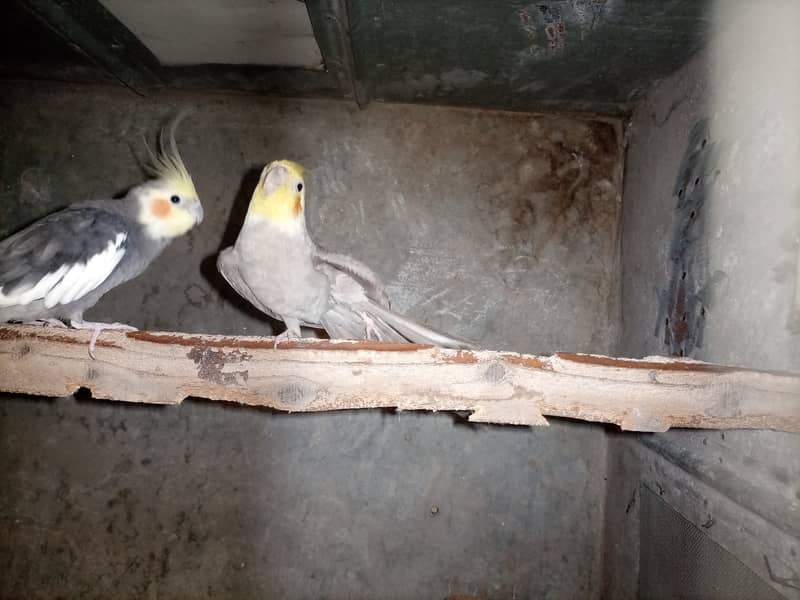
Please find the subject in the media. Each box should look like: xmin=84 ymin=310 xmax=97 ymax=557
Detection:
xmin=0 ymin=124 xmax=472 ymax=355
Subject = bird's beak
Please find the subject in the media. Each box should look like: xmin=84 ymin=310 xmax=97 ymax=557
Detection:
xmin=190 ymin=201 xmax=204 ymax=224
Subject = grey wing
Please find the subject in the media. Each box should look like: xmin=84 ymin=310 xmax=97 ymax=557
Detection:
xmin=0 ymin=205 xmax=129 ymax=309
xmin=321 ymin=303 xmax=406 ymax=342
xmin=217 ymin=247 xmax=283 ymax=321
xmin=317 ymin=265 xmax=406 ymax=342
xmin=312 ymin=246 xmax=390 ymax=307
xmin=316 ymin=262 xmax=476 ymax=348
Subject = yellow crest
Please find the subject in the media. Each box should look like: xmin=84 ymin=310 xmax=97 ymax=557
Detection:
xmin=143 ymin=110 xmax=198 ymax=200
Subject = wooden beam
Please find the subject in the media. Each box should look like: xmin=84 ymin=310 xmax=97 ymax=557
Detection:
xmin=0 ymin=324 xmax=798 ymax=433
xmin=16 ymin=0 xmax=162 ymax=93
xmin=305 ymin=0 xmax=369 ymax=106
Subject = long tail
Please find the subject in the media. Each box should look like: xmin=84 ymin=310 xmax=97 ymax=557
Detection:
xmin=366 ymin=301 xmax=477 ymax=350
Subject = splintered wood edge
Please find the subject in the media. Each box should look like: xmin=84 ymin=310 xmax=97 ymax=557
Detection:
xmin=0 ymin=325 xmax=798 ymax=432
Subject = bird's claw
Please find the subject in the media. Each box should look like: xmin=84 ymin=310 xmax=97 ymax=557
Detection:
xmin=273 ymin=329 xmax=298 ymax=349
xmin=361 ymin=312 xmax=382 ymax=341
xmin=18 ymin=318 xmax=68 ymax=328
xmin=69 ymin=319 xmax=137 ymax=359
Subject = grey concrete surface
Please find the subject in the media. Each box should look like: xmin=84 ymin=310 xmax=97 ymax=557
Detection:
xmin=606 ymin=4 xmax=800 ymax=598
xmin=0 ymin=81 xmax=621 ymax=598
xmin=0 ymin=396 xmax=607 ymax=599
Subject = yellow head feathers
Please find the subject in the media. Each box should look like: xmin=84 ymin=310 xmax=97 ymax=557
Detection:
xmin=143 ymin=111 xmax=199 ymax=202
xmin=137 ymin=112 xmax=204 ymax=239
xmin=249 ymin=159 xmax=308 ymax=224
xmin=275 ymin=160 xmax=306 ymax=179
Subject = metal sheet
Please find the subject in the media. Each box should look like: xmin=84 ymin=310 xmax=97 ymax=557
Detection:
xmin=99 ymin=0 xmax=323 ymax=67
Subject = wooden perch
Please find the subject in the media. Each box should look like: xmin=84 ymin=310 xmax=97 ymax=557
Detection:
xmin=0 ymin=324 xmax=798 ymax=432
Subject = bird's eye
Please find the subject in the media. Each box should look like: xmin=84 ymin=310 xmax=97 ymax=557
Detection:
xmin=296 ymin=183 xmax=303 ymax=192
xmin=170 ymin=195 xmax=181 ymax=204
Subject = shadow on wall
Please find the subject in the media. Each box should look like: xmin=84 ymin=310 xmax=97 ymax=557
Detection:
xmin=199 ymin=167 xmax=284 ymax=333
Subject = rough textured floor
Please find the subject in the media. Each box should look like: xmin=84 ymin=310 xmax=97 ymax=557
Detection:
xmin=0 ymin=81 xmax=621 ymax=599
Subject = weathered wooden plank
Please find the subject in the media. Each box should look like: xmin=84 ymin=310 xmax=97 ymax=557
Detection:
xmin=0 ymin=325 xmax=798 ymax=432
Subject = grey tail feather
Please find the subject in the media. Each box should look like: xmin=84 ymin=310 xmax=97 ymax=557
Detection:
xmin=366 ymin=301 xmax=477 ymax=350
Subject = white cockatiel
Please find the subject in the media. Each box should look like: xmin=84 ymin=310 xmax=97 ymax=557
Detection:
xmin=217 ymin=159 xmax=475 ymax=348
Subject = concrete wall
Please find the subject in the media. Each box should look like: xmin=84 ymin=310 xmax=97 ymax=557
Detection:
xmin=0 ymin=81 xmax=621 ymax=598
xmin=607 ymin=2 xmax=800 ymax=598
xmin=1 ymin=0 xmax=719 ymax=114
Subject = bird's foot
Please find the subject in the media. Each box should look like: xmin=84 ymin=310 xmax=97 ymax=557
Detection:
xmin=361 ymin=312 xmax=382 ymax=341
xmin=70 ymin=319 xmax=137 ymax=359
xmin=273 ymin=328 xmax=299 ymax=349
xmin=19 ymin=318 xmax=69 ymax=328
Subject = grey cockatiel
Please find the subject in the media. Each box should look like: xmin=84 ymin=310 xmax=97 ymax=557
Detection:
xmin=217 ymin=159 xmax=475 ymax=349
xmin=0 ymin=117 xmax=203 ymax=357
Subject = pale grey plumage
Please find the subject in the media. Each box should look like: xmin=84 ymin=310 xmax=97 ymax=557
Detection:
xmin=217 ymin=160 xmax=475 ymax=349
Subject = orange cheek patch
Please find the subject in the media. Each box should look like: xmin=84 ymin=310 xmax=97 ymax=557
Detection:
xmin=151 ymin=198 xmax=171 ymax=218
xmin=293 ymin=195 xmax=303 ymax=216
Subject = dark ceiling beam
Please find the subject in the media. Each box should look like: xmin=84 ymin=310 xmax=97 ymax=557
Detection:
xmin=305 ymin=0 xmax=369 ymax=108
xmin=15 ymin=0 xmax=162 ymax=94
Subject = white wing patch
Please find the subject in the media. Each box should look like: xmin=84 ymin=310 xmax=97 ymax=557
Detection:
xmin=0 ymin=232 xmax=127 ymax=308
